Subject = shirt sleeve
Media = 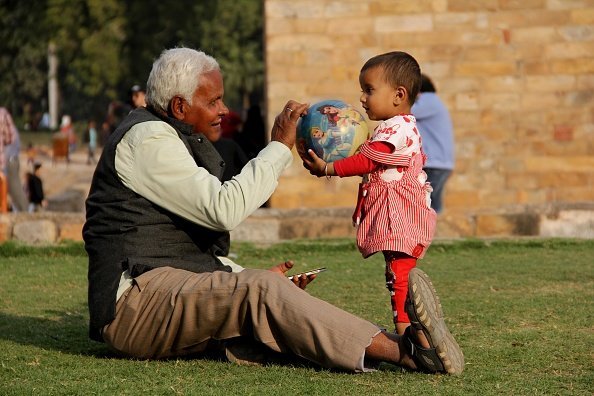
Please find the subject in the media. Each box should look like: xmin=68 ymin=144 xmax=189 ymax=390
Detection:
xmin=411 ymin=94 xmax=439 ymax=120
xmin=115 ymin=121 xmax=292 ymax=231
xmin=334 ymin=141 xmax=392 ymax=177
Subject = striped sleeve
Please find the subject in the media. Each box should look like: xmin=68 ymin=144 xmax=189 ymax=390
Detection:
xmin=360 ymin=141 xmax=411 ymax=167
xmin=334 ymin=141 xmax=392 ymax=177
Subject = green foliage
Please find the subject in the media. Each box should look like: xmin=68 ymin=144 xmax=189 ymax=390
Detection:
xmin=124 ymin=0 xmax=264 ymax=111
xmin=0 ymin=0 xmax=49 ymax=114
xmin=123 ymin=1 xmax=201 ymax=86
xmin=1 ymin=239 xmax=593 ymax=395
xmin=194 ymin=0 xmax=264 ymax=110
xmin=46 ymin=0 xmax=126 ymax=118
xmin=0 ymin=0 xmax=264 ymax=125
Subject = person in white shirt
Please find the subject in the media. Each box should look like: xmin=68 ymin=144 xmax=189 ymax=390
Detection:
xmin=82 ymin=47 xmax=462 ymax=374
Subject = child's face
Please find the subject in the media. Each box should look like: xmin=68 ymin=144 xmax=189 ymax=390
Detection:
xmin=311 ymin=127 xmax=323 ymax=139
xmin=359 ymin=66 xmax=406 ymax=121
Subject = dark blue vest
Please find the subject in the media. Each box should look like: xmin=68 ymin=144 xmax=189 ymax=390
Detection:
xmin=83 ymin=107 xmax=231 ymax=341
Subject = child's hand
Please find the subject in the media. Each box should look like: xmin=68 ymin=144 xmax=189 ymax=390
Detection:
xmin=302 ymin=149 xmax=331 ymax=178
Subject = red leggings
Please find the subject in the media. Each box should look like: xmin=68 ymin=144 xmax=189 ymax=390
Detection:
xmin=384 ymin=251 xmax=417 ymax=326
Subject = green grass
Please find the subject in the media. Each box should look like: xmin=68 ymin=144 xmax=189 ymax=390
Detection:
xmin=1 ymin=239 xmax=593 ymax=395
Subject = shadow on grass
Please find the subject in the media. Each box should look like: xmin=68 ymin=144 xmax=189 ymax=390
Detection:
xmin=0 ymin=308 xmax=112 ymax=358
xmin=0 ymin=309 xmax=326 ymax=371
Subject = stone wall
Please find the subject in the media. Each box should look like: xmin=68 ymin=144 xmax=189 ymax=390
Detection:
xmin=0 ymin=212 xmax=85 ymax=245
xmin=2 ymin=202 xmax=592 ymax=246
xmin=3 ymin=2 xmax=592 ymax=245
xmin=263 ymin=0 xmax=594 ymax=224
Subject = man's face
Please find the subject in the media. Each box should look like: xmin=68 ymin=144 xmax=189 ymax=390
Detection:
xmin=183 ymin=69 xmax=229 ymax=141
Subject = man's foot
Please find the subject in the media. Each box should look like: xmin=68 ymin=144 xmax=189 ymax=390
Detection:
xmin=403 ymin=268 xmax=464 ymax=375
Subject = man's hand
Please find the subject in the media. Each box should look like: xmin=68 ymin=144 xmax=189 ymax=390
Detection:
xmin=270 ymin=101 xmax=309 ymax=150
xmin=269 ymin=260 xmax=316 ymax=290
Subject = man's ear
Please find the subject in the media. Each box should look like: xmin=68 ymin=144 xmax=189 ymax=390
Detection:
xmin=393 ymin=86 xmax=408 ymax=106
xmin=169 ymin=96 xmax=186 ymax=120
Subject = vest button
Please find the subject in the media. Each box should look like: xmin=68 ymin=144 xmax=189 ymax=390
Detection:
xmin=220 ymin=161 xmax=225 ymax=167
xmin=197 ymin=137 xmax=203 ymax=143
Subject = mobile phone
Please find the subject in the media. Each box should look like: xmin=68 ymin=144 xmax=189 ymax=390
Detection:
xmin=287 ymin=267 xmax=327 ymax=278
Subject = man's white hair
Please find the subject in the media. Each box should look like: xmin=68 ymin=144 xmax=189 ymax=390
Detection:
xmin=146 ymin=48 xmax=220 ymax=114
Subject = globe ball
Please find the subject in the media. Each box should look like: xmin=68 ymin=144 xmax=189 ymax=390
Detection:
xmin=296 ymin=99 xmax=369 ymax=163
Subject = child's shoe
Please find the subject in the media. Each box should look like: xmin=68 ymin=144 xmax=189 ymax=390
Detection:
xmin=402 ymin=268 xmax=464 ymax=374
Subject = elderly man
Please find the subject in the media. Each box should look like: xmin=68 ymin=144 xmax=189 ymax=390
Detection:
xmin=83 ymin=48 xmax=463 ymax=374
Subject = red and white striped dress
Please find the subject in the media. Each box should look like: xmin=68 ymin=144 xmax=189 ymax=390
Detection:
xmin=353 ymin=115 xmax=436 ymax=259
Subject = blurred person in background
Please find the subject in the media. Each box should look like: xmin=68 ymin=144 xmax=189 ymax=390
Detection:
xmin=130 ymin=85 xmax=147 ymax=108
xmin=86 ymin=119 xmax=98 ymax=165
xmin=214 ymin=111 xmax=249 ymax=181
xmin=411 ymin=74 xmax=455 ymax=214
xmin=27 ymin=162 xmax=46 ymax=212
xmin=60 ymin=114 xmax=78 ymax=158
xmin=236 ymin=104 xmax=267 ymax=159
xmin=0 ymin=107 xmax=28 ymax=212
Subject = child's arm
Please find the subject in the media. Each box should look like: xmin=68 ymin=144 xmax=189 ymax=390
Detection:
xmin=334 ymin=141 xmax=392 ymax=177
xmin=303 ymin=141 xmax=391 ymax=178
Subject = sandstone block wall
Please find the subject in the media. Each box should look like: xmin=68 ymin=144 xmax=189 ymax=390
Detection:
xmin=1 ymin=202 xmax=592 ymax=246
xmin=264 ymin=0 xmax=594 ymax=224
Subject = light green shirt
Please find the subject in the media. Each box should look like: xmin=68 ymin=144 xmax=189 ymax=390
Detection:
xmin=113 ymin=120 xmax=292 ymax=299
xmin=115 ymin=120 xmax=292 ymax=231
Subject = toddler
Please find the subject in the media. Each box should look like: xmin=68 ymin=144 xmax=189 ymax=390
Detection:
xmin=304 ymin=51 xmax=437 ymax=335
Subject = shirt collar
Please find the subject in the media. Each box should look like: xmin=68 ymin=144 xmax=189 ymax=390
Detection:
xmin=146 ymin=105 xmax=195 ymax=136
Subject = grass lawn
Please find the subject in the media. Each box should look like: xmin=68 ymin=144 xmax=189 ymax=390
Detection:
xmin=0 ymin=239 xmax=592 ymax=395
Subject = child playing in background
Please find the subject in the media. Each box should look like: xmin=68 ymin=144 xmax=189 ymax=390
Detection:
xmin=303 ymin=51 xmax=437 ymax=337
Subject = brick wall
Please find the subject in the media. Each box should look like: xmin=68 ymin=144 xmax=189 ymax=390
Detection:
xmin=264 ymin=0 xmax=594 ymax=219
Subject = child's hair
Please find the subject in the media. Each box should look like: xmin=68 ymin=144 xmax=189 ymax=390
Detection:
xmin=361 ymin=51 xmax=422 ymax=105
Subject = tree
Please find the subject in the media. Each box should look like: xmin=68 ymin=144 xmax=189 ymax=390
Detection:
xmin=123 ymin=1 xmax=198 ymax=88
xmin=0 ymin=0 xmax=50 ymax=123
xmin=123 ymin=0 xmax=264 ymax=112
xmin=0 ymin=0 xmax=265 ymax=127
xmin=193 ymin=0 xmax=264 ymax=111
xmin=47 ymin=0 xmax=126 ymax=121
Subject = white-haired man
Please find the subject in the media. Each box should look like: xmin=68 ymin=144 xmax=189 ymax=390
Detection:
xmin=83 ymin=47 xmax=463 ymax=374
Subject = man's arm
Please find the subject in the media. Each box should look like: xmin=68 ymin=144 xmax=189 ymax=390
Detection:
xmin=116 ymin=101 xmax=308 ymax=231
xmin=116 ymin=123 xmax=289 ymax=231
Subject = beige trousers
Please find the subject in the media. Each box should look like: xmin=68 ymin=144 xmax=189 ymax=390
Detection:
xmin=102 ymin=267 xmax=379 ymax=371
